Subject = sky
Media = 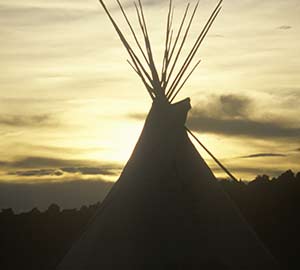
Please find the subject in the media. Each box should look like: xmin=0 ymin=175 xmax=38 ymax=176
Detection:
xmin=0 ymin=0 xmax=299 ymax=208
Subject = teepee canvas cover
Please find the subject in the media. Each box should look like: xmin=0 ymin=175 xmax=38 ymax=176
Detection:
xmin=57 ymin=1 xmax=277 ymax=269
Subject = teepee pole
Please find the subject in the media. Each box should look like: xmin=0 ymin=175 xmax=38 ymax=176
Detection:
xmin=186 ymin=127 xmax=239 ymax=183
xmin=162 ymin=3 xmax=190 ymax=91
xmin=98 ymin=0 xmax=155 ymax=99
xmin=116 ymin=0 xmax=149 ymax=66
xmin=167 ymin=0 xmax=222 ymax=101
xmin=169 ymin=59 xmax=201 ymax=103
xmin=127 ymin=60 xmax=155 ymax=100
xmin=136 ymin=1 xmax=164 ymax=99
xmin=161 ymin=0 xmax=174 ymax=89
xmin=164 ymin=2 xmax=199 ymax=93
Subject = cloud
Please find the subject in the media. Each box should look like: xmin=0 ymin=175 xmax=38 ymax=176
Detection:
xmin=128 ymin=112 xmax=147 ymax=120
xmin=61 ymin=167 xmax=119 ymax=176
xmin=209 ymin=34 xmax=225 ymax=38
xmin=213 ymin=94 xmax=252 ymax=118
xmin=0 ymin=4 xmax=97 ymax=27
xmin=0 ymin=161 xmax=8 ymax=167
xmin=11 ymin=169 xmax=63 ymax=177
xmin=0 ymin=156 xmax=122 ymax=170
xmin=1 ymin=156 xmax=122 ymax=178
xmin=239 ymin=153 xmax=286 ymax=159
xmin=0 ymin=156 xmax=80 ymax=168
xmin=188 ymin=113 xmax=300 ymax=139
xmin=187 ymin=94 xmax=300 ymax=139
xmin=9 ymin=166 xmax=119 ymax=177
xmin=277 ymin=25 xmax=292 ymax=30
xmin=109 ymin=0 xmax=162 ymax=10
xmin=210 ymin=165 xmax=287 ymax=180
xmin=0 ymin=114 xmax=56 ymax=127
xmin=11 ymin=143 xmax=104 ymax=156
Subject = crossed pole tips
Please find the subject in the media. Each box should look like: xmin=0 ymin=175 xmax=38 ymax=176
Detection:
xmin=98 ymin=0 xmax=239 ymax=182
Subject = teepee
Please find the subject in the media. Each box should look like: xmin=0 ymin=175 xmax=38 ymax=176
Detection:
xmin=57 ymin=1 xmax=278 ymax=269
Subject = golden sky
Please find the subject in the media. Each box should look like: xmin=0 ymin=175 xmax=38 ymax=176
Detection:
xmin=0 ymin=0 xmax=299 ymax=184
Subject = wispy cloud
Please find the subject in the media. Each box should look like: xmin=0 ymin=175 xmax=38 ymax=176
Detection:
xmin=17 ymin=143 xmax=104 ymax=155
xmin=209 ymin=34 xmax=225 ymax=38
xmin=0 ymin=114 xmax=56 ymax=127
xmin=277 ymin=25 xmax=292 ymax=30
xmin=11 ymin=169 xmax=63 ymax=177
xmin=0 ymin=156 xmax=121 ymax=170
xmin=210 ymin=165 xmax=287 ymax=180
xmin=9 ymin=166 xmax=119 ymax=177
xmin=0 ymin=156 xmax=84 ymax=169
xmin=239 ymin=153 xmax=286 ymax=159
xmin=17 ymin=157 xmax=84 ymax=168
xmin=0 ymin=156 xmax=122 ymax=178
xmin=61 ymin=167 xmax=119 ymax=176
xmin=107 ymin=0 xmax=163 ymax=11
xmin=127 ymin=112 xmax=146 ymax=120
xmin=0 ymin=3 xmax=97 ymax=27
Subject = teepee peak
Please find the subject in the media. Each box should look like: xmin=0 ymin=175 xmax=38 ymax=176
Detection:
xmin=98 ymin=0 xmax=223 ymax=103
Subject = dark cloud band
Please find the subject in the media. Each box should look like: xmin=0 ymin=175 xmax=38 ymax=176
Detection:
xmin=188 ymin=114 xmax=300 ymax=139
xmin=239 ymin=153 xmax=286 ymax=159
xmin=188 ymin=94 xmax=300 ymax=139
xmin=0 ymin=156 xmax=122 ymax=177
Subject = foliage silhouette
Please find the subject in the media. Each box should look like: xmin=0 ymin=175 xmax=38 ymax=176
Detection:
xmin=0 ymin=170 xmax=299 ymax=269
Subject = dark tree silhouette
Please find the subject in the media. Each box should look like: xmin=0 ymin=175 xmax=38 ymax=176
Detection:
xmin=0 ymin=171 xmax=299 ymax=269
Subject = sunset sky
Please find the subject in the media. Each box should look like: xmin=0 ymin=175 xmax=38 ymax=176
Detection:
xmin=0 ymin=0 xmax=299 ymax=188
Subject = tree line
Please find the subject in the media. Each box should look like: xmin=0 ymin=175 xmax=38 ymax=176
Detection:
xmin=0 ymin=170 xmax=299 ymax=269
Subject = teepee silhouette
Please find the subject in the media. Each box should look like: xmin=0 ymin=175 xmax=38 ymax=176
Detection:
xmin=57 ymin=1 xmax=278 ymax=269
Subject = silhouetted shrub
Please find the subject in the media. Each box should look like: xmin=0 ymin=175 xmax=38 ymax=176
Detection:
xmin=46 ymin=203 xmax=60 ymax=215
